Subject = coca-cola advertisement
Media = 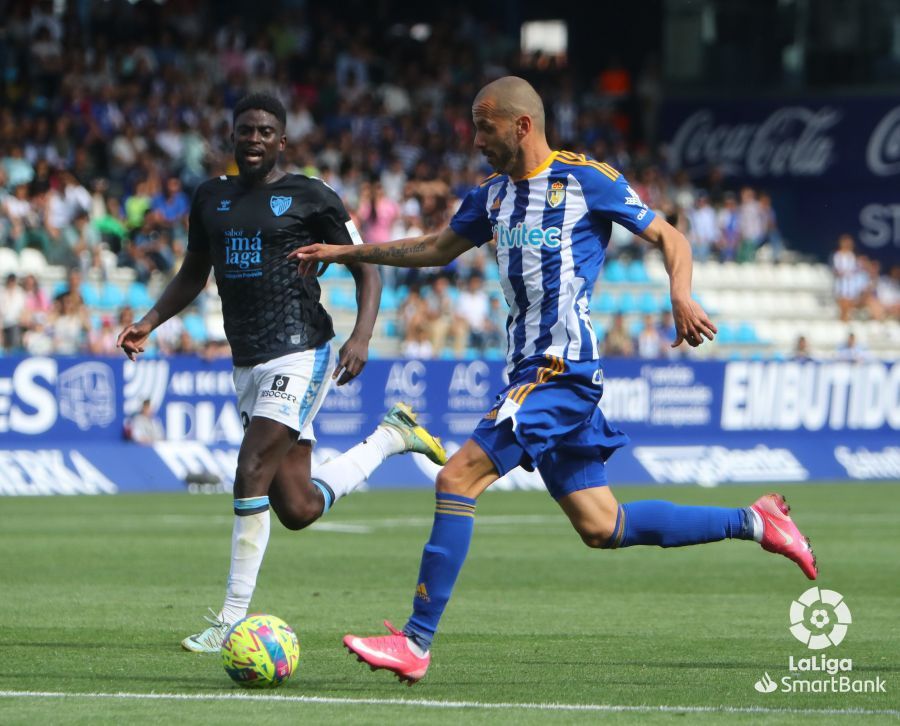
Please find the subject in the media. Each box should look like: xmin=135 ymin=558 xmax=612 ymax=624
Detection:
xmin=663 ymin=98 xmax=900 ymax=264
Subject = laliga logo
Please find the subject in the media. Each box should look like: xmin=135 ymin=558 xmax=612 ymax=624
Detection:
xmin=789 ymin=587 xmax=852 ymax=650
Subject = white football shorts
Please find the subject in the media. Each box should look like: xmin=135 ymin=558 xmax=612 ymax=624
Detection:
xmin=232 ymin=343 xmax=335 ymax=442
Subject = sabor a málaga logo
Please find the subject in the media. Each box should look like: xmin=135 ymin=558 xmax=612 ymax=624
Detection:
xmin=753 ymin=588 xmax=886 ymax=695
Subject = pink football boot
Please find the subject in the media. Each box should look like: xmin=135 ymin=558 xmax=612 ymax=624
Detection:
xmin=751 ymin=493 xmax=818 ymax=580
xmin=344 ymin=621 xmax=431 ymax=685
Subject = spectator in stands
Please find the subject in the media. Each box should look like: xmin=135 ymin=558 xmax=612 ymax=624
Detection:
xmin=856 ymin=256 xmax=885 ymax=321
xmin=1 ymin=273 xmax=26 ymax=352
xmin=832 ymin=234 xmax=861 ymax=322
xmin=88 ymin=315 xmax=120 ymax=356
xmin=716 ymin=192 xmax=740 ymax=261
xmin=635 ymin=313 xmax=664 ymax=359
xmin=151 ymin=176 xmax=191 ymax=229
xmin=792 ymin=335 xmax=814 ymax=362
xmin=758 ymin=192 xmax=785 ymax=262
xmin=603 ymin=312 xmax=634 ymax=357
xmin=737 ymin=186 xmax=765 ymax=263
xmin=51 ymin=291 xmax=89 ymax=355
xmin=2 ymin=184 xmax=35 ymax=249
xmin=398 ymin=282 xmax=429 ymax=349
xmin=687 ymin=192 xmax=717 ymax=262
xmin=835 ymin=332 xmax=869 ymax=362
xmin=426 ymin=274 xmax=467 ymax=357
xmin=401 ymin=325 xmax=435 ymax=360
xmin=126 ymin=399 xmax=165 ymax=444
xmin=878 ymin=265 xmax=900 ymax=319
xmin=456 ymin=273 xmax=491 ymax=353
xmin=21 ymin=273 xmax=50 ymax=321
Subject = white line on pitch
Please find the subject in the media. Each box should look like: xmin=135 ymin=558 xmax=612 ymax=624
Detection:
xmin=0 ymin=691 xmax=896 ymax=717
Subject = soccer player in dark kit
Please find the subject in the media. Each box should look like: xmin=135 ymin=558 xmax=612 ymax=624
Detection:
xmin=118 ymin=93 xmax=447 ymax=652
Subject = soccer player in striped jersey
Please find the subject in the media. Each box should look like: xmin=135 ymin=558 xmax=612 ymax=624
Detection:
xmin=291 ymin=76 xmax=817 ymax=685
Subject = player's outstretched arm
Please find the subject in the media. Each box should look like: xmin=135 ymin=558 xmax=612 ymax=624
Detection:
xmin=289 ymin=227 xmax=474 ymax=273
xmin=638 ymin=216 xmax=717 ymax=348
xmin=117 ymin=249 xmax=212 ymax=360
xmin=333 ymin=261 xmax=381 ymax=385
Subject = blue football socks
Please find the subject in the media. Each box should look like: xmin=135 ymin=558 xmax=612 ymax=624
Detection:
xmin=607 ymin=501 xmax=753 ymax=548
xmin=403 ymin=493 xmax=476 ymax=651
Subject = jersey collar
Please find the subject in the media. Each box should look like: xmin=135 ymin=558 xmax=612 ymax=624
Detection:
xmin=514 ymin=151 xmax=559 ymax=182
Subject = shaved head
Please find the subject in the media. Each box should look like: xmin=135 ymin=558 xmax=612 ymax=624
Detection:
xmin=474 ymin=76 xmax=545 ymax=132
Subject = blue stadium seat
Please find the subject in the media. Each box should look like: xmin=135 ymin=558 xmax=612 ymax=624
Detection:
xmin=79 ymin=282 xmax=102 ymax=307
xmin=716 ymin=323 xmax=736 ymax=344
xmin=98 ymin=282 xmax=125 ymax=311
xmin=595 ymin=291 xmax=617 ymax=314
xmin=182 ymin=313 xmax=208 ymax=342
xmin=127 ymin=282 xmax=153 ymax=310
xmin=736 ymin=322 xmax=760 ymax=344
xmin=604 ymin=259 xmax=626 ymax=283
xmin=627 ymin=260 xmax=650 ymax=283
xmin=628 ymin=318 xmax=644 ymax=338
xmin=639 ymin=292 xmax=660 ymax=315
xmin=380 ymin=287 xmax=398 ymax=311
xmin=617 ymin=292 xmax=638 ymax=314
xmin=384 ymin=320 xmax=398 ymax=337
xmin=329 ymin=287 xmax=357 ymax=310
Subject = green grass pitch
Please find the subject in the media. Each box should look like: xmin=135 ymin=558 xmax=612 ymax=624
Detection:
xmin=1 ymin=483 xmax=898 ymax=724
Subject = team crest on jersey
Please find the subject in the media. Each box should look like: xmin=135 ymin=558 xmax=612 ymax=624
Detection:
xmin=546 ymin=180 xmax=566 ymax=208
xmin=270 ymin=195 xmax=292 ymax=217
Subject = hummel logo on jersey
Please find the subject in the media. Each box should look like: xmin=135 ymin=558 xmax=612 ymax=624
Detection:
xmin=270 ymin=195 xmax=292 ymax=217
xmin=217 ymin=199 xmax=231 ymax=212
xmin=495 ymin=221 xmax=562 ymax=249
xmin=272 ymin=375 xmax=290 ymax=392
xmin=624 ymin=185 xmax=646 ymax=208
xmin=415 ymin=583 xmax=431 ymax=602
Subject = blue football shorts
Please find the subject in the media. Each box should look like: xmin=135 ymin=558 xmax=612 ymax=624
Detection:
xmin=471 ymin=354 xmax=629 ymax=500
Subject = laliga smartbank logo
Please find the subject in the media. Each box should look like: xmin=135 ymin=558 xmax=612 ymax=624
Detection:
xmin=753 ymin=588 xmax=886 ymax=695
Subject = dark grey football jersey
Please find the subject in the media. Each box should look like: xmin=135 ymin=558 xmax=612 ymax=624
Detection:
xmin=188 ymin=173 xmax=360 ymax=366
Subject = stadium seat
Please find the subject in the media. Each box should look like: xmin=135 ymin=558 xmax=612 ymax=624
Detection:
xmin=639 ymin=292 xmax=660 ymax=314
xmin=182 ymin=313 xmax=208 ymax=342
xmin=380 ymin=287 xmax=398 ymax=311
xmin=18 ymin=248 xmax=47 ymax=275
xmin=595 ymin=291 xmax=617 ymax=314
xmin=604 ymin=259 xmax=626 ymax=283
xmin=716 ymin=323 xmax=736 ymax=344
xmin=98 ymin=282 xmax=125 ymax=311
xmin=79 ymin=282 xmax=102 ymax=307
xmin=736 ymin=322 xmax=760 ymax=344
xmin=127 ymin=282 xmax=153 ymax=310
xmin=626 ymin=260 xmax=651 ymax=283
xmin=0 ymin=247 xmax=17 ymax=275
xmin=617 ymin=292 xmax=638 ymax=314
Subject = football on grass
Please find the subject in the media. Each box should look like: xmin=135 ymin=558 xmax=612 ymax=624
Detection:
xmin=221 ymin=614 xmax=300 ymax=688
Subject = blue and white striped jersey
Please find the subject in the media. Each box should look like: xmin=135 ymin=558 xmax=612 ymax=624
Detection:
xmin=450 ymin=150 xmax=656 ymax=373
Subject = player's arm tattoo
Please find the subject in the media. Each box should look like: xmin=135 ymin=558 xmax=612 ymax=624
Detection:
xmin=360 ymin=241 xmax=427 ymax=262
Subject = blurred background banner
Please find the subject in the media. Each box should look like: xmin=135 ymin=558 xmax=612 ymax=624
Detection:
xmin=1 ymin=355 xmax=897 ymax=493
xmin=663 ymin=96 xmax=900 ymax=264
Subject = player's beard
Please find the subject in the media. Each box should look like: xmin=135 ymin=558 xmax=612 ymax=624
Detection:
xmin=236 ymin=154 xmax=278 ymax=184
xmin=488 ymin=131 xmax=522 ymax=175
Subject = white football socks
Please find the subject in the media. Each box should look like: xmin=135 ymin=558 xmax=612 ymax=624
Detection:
xmin=220 ymin=503 xmax=271 ymax=625
xmin=313 ymin=426 xmax=404 ymax=504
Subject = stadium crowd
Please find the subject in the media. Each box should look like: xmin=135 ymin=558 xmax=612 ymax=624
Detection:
xmin=1 ymin=1 xmax=898 ymax=360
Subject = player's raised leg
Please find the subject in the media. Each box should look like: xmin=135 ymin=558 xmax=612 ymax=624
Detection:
xmin=343 ymin=438 xmax=497 ymax=684
xmin=556 ymin=479 xmax=817 ymax=579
